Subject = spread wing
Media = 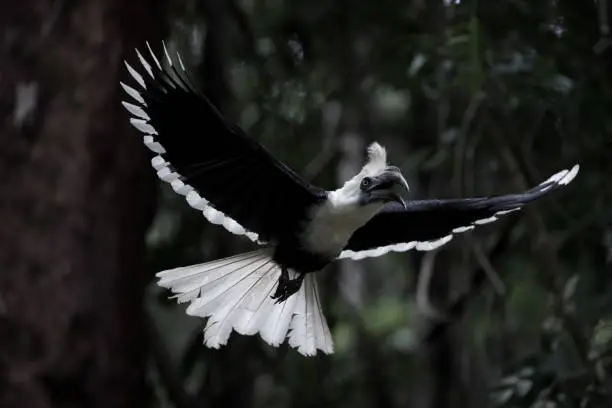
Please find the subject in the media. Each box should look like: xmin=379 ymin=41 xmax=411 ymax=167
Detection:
xmin=340 ymin=165 xmax=579 ymax=260
xmin=121 ymin=42 xmax=326 ymax=244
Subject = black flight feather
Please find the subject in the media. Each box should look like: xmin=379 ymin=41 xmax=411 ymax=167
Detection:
xmin=342 ymin=165 xmax=579 ymax=257
xmin=123 ymin=44 xmax=327 ymax=244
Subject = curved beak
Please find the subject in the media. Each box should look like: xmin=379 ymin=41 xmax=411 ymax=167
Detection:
xmin=367 ymin=167 xmax=410 ymax=209
xmin=384 ymin=191 xmax=407 ymax=210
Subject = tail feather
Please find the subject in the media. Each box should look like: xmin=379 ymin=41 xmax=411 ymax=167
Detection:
xmin=201 ymin=261 xmax=277 ymax=347
xmin=156 ymin=249 xmax=334 ymax=356
xmin=158 ymin=251 xmax=263 ymax=293
xmin=288 ymin=274 xmax=334 ymax=356
xmin=184 ymin=256 xmax=272 ymax=318
xmin=232 ymin=266 xmax=287 ymax=336
xmin=260 ymin=292 xmax=299 ymax=346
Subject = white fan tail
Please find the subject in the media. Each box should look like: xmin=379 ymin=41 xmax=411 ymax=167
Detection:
xmin=156 ymin=249 xmax=333 ymax=356
xmin=288 ymin=274 xmax=334 ymax=356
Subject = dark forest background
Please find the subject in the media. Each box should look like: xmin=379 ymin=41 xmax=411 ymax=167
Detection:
xmin=1 ymin=0 xmax=611 ymax=407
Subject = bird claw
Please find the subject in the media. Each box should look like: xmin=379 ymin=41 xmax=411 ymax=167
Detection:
xmin=271 ymin=269 xmax=304 ymax=303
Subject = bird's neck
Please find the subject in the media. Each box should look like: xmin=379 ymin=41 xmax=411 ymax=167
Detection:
xmin=301 ymin=200 xmax=383 ymax=258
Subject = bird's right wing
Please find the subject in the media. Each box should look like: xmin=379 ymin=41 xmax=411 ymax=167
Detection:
xmin=340 ymin=164 xmax=579 ymax=260
xmin=121 ymin=42 xmax=327 ymax=244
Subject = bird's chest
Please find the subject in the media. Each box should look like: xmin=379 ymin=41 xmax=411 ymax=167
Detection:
xmin=301 ymin=203 xmax=382 ymax=257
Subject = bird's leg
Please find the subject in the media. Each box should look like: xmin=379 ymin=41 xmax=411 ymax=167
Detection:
xmin=271 ymin=267 xmax=290 ymax=300
xmin=276 ymin=273 xmax=304 ymax=303
xmin=271 ymin=268 xmax=305 ymax=303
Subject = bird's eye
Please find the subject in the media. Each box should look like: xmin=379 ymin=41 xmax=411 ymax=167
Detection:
xmin=360 ymin=177 xmax=372 ymax=189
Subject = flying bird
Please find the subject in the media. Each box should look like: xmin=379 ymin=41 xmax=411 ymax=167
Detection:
xmin=121 ymin=42 xmax=580 ymax=357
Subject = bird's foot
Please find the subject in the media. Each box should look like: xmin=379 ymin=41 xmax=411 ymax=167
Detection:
xmin=271 ymin=269 xmax=305 ymax=303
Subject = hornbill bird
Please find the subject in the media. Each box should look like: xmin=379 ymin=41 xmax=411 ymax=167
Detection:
xmin=121 ymin=42 xmax=579 ymax=357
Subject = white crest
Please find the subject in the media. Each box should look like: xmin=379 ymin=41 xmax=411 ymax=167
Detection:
xmin=362 ymin=142 xmax=388 ymax=177
xmin=327 ymin=142 xmax=390 ymax=208
xmin=307 ymin=142 xmax=394 ymax=254
xmin=343 ymin=142 xmax=389 ymax=186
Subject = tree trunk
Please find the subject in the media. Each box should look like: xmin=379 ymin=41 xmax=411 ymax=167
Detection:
xmin=0 ymin=2 xmax=164 ymax=407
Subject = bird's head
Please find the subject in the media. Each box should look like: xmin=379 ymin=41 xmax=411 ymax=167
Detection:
xmin=329 ymin=142 xmax=410 ymax=209
xmin=357 ymin=164 xmax=409 ymax=208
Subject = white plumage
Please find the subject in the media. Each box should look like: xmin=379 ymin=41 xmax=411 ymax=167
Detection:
xmin=288 ymin=274 xmax=333 ymax=356
xmin=121 ymin=42 xmax=580 ymax=358
xmin=156 ymin=249 xmax=333 ymax=356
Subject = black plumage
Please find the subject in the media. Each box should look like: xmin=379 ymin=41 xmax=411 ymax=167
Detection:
xmin=343 ymin=175 xmax=576 ymax=255
xmin=120 ymin=42 xmax=579 ymax=356
xmin=133 ymin=51 xmax=327 ymax=245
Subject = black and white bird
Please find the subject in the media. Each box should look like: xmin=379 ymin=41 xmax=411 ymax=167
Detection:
xmin=121 ymin=42 xmax=579 ymax=357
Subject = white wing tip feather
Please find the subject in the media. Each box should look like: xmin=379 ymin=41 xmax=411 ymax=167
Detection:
xmin=162 ymin=41 xmax=173 ymax=66
xmin=135 ymin=48 xmax=154 ymax=78
xmin=176 ymin=51 xmax=186 ymax=71
xmin=339 ymin=163 xmax=579 ymax=261
xmin=145 ymin=41 xmax=163 ymax=70
xmin=120 ymin=82 xmax=145 ymax=105
xmin=124 ymin=61 xmax=146 ymax=89
xmin=452 ymin=225 xmax=475 ymax=233
xmin=415 ymin=235 xmax=453 ymax=251
xmin=539 ymin=163 xmax=579 ymax=186
xmin=473 ymin=216 xmax=498 ymax=225
xmin=121 ymin=43 xmax=264 ymax=245
xmin=151 ymin=155 xmax=166 ymax=170
xmin=170 ymin=179 xmax=193 ymax=195
xmin=559 ymin=164 xmax=579 ymax=185
xmin=121 ymin=101 xmax=150 ymax=120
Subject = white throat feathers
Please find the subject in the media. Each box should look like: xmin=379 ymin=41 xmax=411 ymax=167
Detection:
xmin=303 ymin=142 xmax=408 ymax=256
xmin=327 ymin=142 xmax=390 ymax=207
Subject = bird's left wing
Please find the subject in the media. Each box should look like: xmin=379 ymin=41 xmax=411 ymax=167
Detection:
xmin=340 ymin=165 xmax=579 ymax=260
xmin=121 ymin=43 xmax=327 ymax=244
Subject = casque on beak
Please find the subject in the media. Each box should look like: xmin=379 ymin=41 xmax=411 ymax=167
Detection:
xmin=365 ymin=167 xmax=410 ymax=209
